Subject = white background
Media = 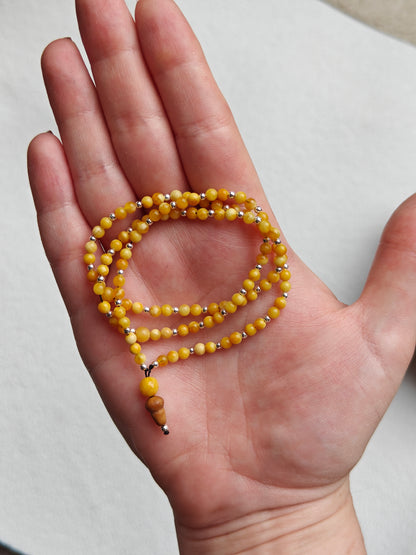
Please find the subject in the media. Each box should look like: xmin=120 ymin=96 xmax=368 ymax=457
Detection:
xmin=1 ymin=0 xmax=415 ymax=553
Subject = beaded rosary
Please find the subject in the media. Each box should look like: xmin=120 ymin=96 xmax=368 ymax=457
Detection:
xmin=84 ymin=188 xmax=290 ymax=434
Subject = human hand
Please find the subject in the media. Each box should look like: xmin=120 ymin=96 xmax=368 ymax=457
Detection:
xmin=28 ymin=0 xmax=416 ymax=552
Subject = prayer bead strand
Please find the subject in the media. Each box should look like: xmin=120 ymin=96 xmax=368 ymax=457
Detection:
xmin=85 ymin=189 xmax=290 ymax=434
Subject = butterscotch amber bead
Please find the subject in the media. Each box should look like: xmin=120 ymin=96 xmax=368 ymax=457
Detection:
xmin=269 ymin=227 xmax=280 ymax=241
xmin=274 ymin=255 xmax=288 ymax=267
xmin=134 ymin=220 xmax=149 ymax=234
xmin=139 ymin=376 xmax=158 ymax=397
xmin=213 ymin=312 xmax=225 ymax=324
xmin=170 ymin=189 xmax=182 ymax=201
xmin=150 ymin=305 xmax=162 ymax=317
xmin=113 ymin=274 xmax=125 ymax=287
xmin=205 ymin=188 xmax=218 ymax=201
xmin=267 ymin=271 xmax=280 ymax=283
xmin=114 ymin=207 xmax=127 ymax=219
xmin=256 ymin=254 xmax=268 ymax=266
xmin=267 ymin=306 xmax=280 ymax=319
xmin=157 ymin=355 xmax=169 ymax=367
xmin=93 ymin=282 xmax=105 ymax=296
xmin=217 ymin=188 xmax=229 ymax=201
xmin=258 ymin=220 xmax=271 ymax=235
xmin=130 ymin=343 xmax=141 ymax=355
xmin=149 ymin=209 xmax=161 ymax=222
xmin=203 ymin=316 xmax=215 ymax=328
xmin=124 ymin=201 xmax=137 ymax=213
xmin=118 ymin=230 xmax=130 ymax=243
xmin=152 ymin=192 xmax=165 ymax=206
xmin=225 ymin=208 xmax=238 ymax=221
xmin=176 ymin=196 xmax=188 ymax=210
xmin=170 ymin=208 xmax=181 ymax=220
xmin=161 ymin=304 xmax=173 ymax=316
xmin=92 ymin=225 xmax=105 ymax=238
xmin=190 ymin=304 xmax=202 ymax=316
xmin=159 ymin=202 xmax=171 ymax=215
xmin=132 ymin=302 xmax=144 ymax=314
xmin=136 ymin=327 xmax=150 ymax=342
xmin=110 ymin=239 xmax=122 ymax=251
xmin=245 ymin=323 xmax=257 ymax=336
xmin=188 ymin=192 xmax=201 ymax=206
xmin=220 ymin=336 xmax=232 ymax=349
xmin=125 ymin=332 xmax=137 ymax=345
xmin=97 ymin=264 xmax=109 ymax=276
xmin=178 ymin=324 xmax=189 ymax=337
xmin=243 ymin=211 xmax=256 ymax=224
xmin=244 ymin=198 xmax=257 ymax=210
xmin=84 ymin=253 xmax=95 ymax=265
xmin=188 ymin=321 xmax=200 ymax=333
xmin=205 ymin=341 xmax=217 ymax=354
xmin=254 ymin=318 xmax=267 ymax=330
xmin=101 ymin=288 xmax=114 ymax=301
xmin=229 ymin=332 xmax=242 ymax=345
xmin=100 ymin=216 xmax=113 ymax=230
xmin=167 ymin=350 xmax=179 ymax=363
xmin=234 ymin=191 xmax=247 ymax=204
xmin=122 ymin=298 xmax=132 ymax=311
xmin=223 ymin=301 xmax=237 ymax=314
xmin=214 ymin=208 xmax=225 ymax=220
xmin=260 ymin=279 xmax=272 ymax=291
xmin=280 ymin=269 xmax=291 ymax=281
xmin=248 ymin=268 xmax=261 ymax=281
xmin=161 ymin=327 xmax=173 ymax=339
xmin=273 ymin=244 xmax=287 ymax=256
xmin=186 ymin=207 xmax=198 ymax=220
xmin=141 ymin=196 xmax=153 ymax=209
xmin=179 ymin=304 xmax=190 ymax=316
xmin=114 ymin=288 xmax=125 ymax=299
xmin=129 ymin=230 xmax=142 ymax=243
xmin=116 ymin=259 xmax=129 ymax=270
xmin=246 ymin=290 xmax=258 ymax=302
xmin=197 ymin=208 xmax=209 ymax=220
xmin=232 ymin=293 xmax=246 ymax=306
xmin=194 ymin=343 xmax=206 ymax=356
xmin=280 ymin=281 xmax=291 ymax=292
xmin=87 ymin=270 xmax=98 ymax=281
xmin=134 ymin=353 xmax=146 ymax=365
xmin=118 ymin=317 xmax=131 ymax=329
xmin=150 ymin=329 xmax=162 ymax=341
xmin=178 ymin=347 xmax=190 ymax=359
xmin=120 ymin=248 xmax=132 ymax=260
xmin=275 ymin=296 xmax=287 ymax=309
xmin=113 ymin=306 xmax=126 ymax=319
xmin=98 ymin=301 xmax=111 ymax=314
xmin=260 ymin=242 xmax=272 ymax=255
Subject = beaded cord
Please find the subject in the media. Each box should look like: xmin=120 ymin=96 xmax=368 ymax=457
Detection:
xmin=84 ymin=188 xmax=291 ymax=434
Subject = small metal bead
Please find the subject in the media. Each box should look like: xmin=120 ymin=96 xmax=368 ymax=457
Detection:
xmin=237 ymin=211 xmax=244 ymax=218
xmin=265 ymin=316 xmax=271 ymax=323
xmin=263 ymin=238 xmax=269 ymax=243
xmin=216 ymin=342 xmax=221 ymax=350
xmin=124 ymin=328 xmax=131 ymax=334
xmin=146 ymin=218 xmax=152 ymax=225
xmin=283 ymin=292 xmax=289 ymax=298
xmin=240 ymin=288 xmax=247 ymax=295
xmin=149 ymin=361 xmax=159 ymax=370
xmin=117 ymin=269 xmax=124 ymax=275
xmin=107 ymin=249 xmax=115 ymax=255
xmin=97 ymin=276 xmax=105 ymax=282
xmin=202 ymin=306 xmax=208 ymax=313
xmin=199 ymin=322 xmax=204 ymax=329
xmin=200 ymin=192 xmax=206 ymax=200
xmin=161 ymin=425 xmax=169 ymax=435
xmin=274 ymin=239 xmax=281 ymax=244
xmin=255 ymin=206 xmax=262 ymax=212
xmin=109 ymin=213 xmax=116 ymax=221
xmin=136 ymin=201 xmax=142 ymax=209
xmin=189 ymin=348 xmax=195 ymax=355
xmin=172 ymin=328 xmax=178 ymax=336
xmin=242 ymin=332 xmax=248 ymax=339
xmin=276 ymin=267 xmax=282 ymax=273
xmin=130 ymin=328 xmax=135 ymax=334
xmin=115 ymin=299 xmax=122 ymax=306
xmin=87 ymin=264 xmax=94 ymax=271
xmin=89 ymin=235 xmax=96 ymax=241
xmin=208 ymin=209 xmax=215 ymax=217
xmin=127 ymin=228 xmax=133 ymax=233
xmin=229 ymin=191 xmax=235 ymax=198
xmin=255 ymin=216 xmax=262 ymax=224
xmin=144 ymin=307 xmax=150 ymax=313
xmin=170 ymin=201 xmax=177 ymax=209
xmin=221 ymin=309 xmax=228 ymax=316
xmin=283 ymin=263 xmax=289 ymax=269
xmin=256 ymin=264 xmax=262 ymax=270
xmin=140 ymin=364 xmax=148 ymax=372
xmin=106 ymin=311 xmax=113 ymax=318
xmin=255 ymin=286 xmax=261 ymax=293
xmin=223 ymin=204 xmax=230 ymax=210
xmin=126 ymin=242 xmax=133 ymax=249
xmin=181 ymin=210 xmax=187 ymax=217
xmin=173 ymin=307 xmax=179 ymax=313
xmin=164 ymin=193 xmax=171 ymax=201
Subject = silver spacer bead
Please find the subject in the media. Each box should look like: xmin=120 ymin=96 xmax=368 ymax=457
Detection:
xmin=126 ymin=242 xmax=133 ymax=249
xmin=149 ymin=361 xmax=159 ymax=370
xmin=136 ymin=201 xmax=142 ymax=209
xmin=164 ymin=193 xmax=171 ymax=201
xmin=124 ymin=328 xmax=131 ymax=334
xmin=256 ymin=264 xmax=262 ymax=270
xmin=283 ymin=263 xmax=289 ymax=269
xmin=221 ymin=309 xmax=228 ymax=316
xmin=172 ymin=328 xmax=178 ymax=336
xmin=127 ymin=227 xmax=133 ymax=233
xmin=89 ymin=235 xmax=96 ymax=241
xmin=263 ymin=237 xmax=269 ymax=243
xmin=115 ymin=299 xmax=122 ymax=306
xmin=255 ymin=286 xmax=261 ymax=293
xmin=229 ymin=191 xmax=235 ymax=198
xmin=87 ymin=264 xmax=94 ymax=271
xmin=255 ymin=206 xmax=262 ymax=212
xmin=189 ymin=348 xmax=195 ymax=355
xmin=276 ymin=267 xmax=282 ymax=273
xmin=146 ymin=218 xmax=152 ymax=225
xmin=265 ymin=316 xmax=271 ymax=323
xmin=208 ymin=209 xmax=215 ymax=217
xmin=144 ymin=306 xmax=150 ymax=313
xmin=107 ymin=249 xmax=115 ymax=255
xmin=130 ymin=328 xmax=135 ymax=334
xmin=200 ymin=192 xmax=206 ymax=200
xmin=140 ymin=364 xmax=147 ymax=372
xmin=223 ymin=204 xmax=230 ymax=210
xmin=237 ymin=211 xmax=244 ymax=218
xmin=216 ymin=342 xmax=221 ymax=350
xmin=202 ymin=306 xmax=208 ymax=313
xmin=161 ymin=425 xmax=170 ymax=435
xmin=106 ymin=311 xmax=113 ymax=318
xmin=109 ymin=213 xmax=116 ymax=221
xmin=199 ymin=322 xmax=204 ymax=329
xmin=283 ymin=292 xmax=289 ymax=298
xmin=240 ymin=288 xmax=247 ymax=295
xmin=274 ymin=238 xmax=281 ymax=244
xmin=181 ymin=210 xmax=187 ymax=217
xmin=117 ymin=269 xmax=124 ymax=275
xmin=170 ymin=201 xmax=177 ymax=209
xmin=242 ymin=331 xmax=248 ymax=339
xmin=97 ymin=276 xmax=105 ymax=282
xmin=255 ymin=216 xmax=262 ymax=224
xmin=173 ymin=307 xmax=179 ymax=313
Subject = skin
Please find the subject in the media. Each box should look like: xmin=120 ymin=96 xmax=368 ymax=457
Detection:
xmin=27 ymin=0 xmax=416 ymax=552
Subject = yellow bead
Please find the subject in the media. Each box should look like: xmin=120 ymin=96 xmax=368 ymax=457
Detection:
xmin=84 ymin=253 xmax=95 ymax=265
xmin=161 ymin=304 xmax=173 ymax=317
xmin=212 ymin=311 xmax=224 ymax=324
xmin=141 ymin=196 xmax=153 ymax=209
xmin=149 ymin=209 xmax=161 ymax=222
xmin=170 ymin=189 xmax=183 ymax=201
xmin=136 ymin=327 xmax=150 ymax=342
xmin=176 ymin=196 xmax=188 ymax=210
xmin=132 ymin=302 xmax=144 ymax=314
xmin=217 ymin=188 xmax=229 ymax=201
xmin=267 ymin=306 xmax=280 ymax=319
xmin=248 ymin=268 xmax=261 ymax=281
xmin=161 ymin=327 xmax=173 ymax=339
xmin=97 ymin=264 xmax=109 ymax=276
xmin=245 ymin=198 xmax=257 ymax=210
xmin=280 ymin=269 xmax=291 ymax=281
xmin=118 ymin=230 xmax=130 ymax=243
xmin=220 ymin=336 xmax=232 ymax=349
xmin=100 ymin=217 xmax=113 ymax=230
xmin=122 ymin=298 xmax=132 ymax=311
xmin=114 ymin=207 xmax=127 ymax=219
xmin=87 ymin=269 xmax=98 ymax=281
xmin=229 ymin=332 xmax=242 ymax=345
xmin=178 ymin=324 xmax=189 ymax=337
xmin=188 ymin=321 xmax=200 ymax=333
xmin=125 ymin=332 xmax=137 ymax=345
xmin=110 ymin=239 xmax=122 ymax=251
xmin=274 ymin=255 xmax=288 ymax=267
xmin=150 ymin=305 xmax=162 ymax=317
xmin=258 ymin=220 xmax=271 ymax=235
xmin=101 ymin=253 xmax=113 ymax=265
xmin=179 ymin=304 xmax=190 ymax=316
xmin=120 ymin=248 xmax=132 ymax=260
xmin=269 ymin=227 xmax=280 ymax=241
xmin=208 ymin=303 xmax=219 ymax=315
xmin=139 ymin=376 xmax=159 ymax=397
xmin=113 ymin=274 xmax=125 ymax=287
xmin=205 ymin=342 xmax=217 ymax=354
xmin=188 ymin=192 xmax=201 ymax=206
xmin=85 ymin=240 xmax=98 ymax=253
xmin=93 ymin=282 xmax=105 ymax=296
xmin=267 ymin=271 xmax=280 ymax=283
xmin=203 ymin=316 xmax=215 ymax=328
xmin=243 ymin=211 xmax=256 ymax=224
xmin=118 ymin=317 xmax=131 ymax=330
xmin=167 ymin=350 xmax=179 ymax=363
xmin=243 ymin=279 xmax=255 ymax=291
xmin=246 ymin=290 xmax=258 ymax=302
xmin=256 ymin=254 xmax=269 ymax=265
xmin=190 ymin=304 xmax=202 ymax=316
xmin=194 ymin=342 xmax=206 ymax=356
xmin=245 ymin=323 xmax=257 ymax=336
xmin=133 ymin=220 xmax=149 ymax=234
xmin=178 ymin=347 xmax=190 ymax=360
xmin=98 ymin=301 xmax=111 ymax=314
xmin=273 ymin=244 xmax=287 ymax=256
xmin=159 ymin=202 xmax=171 ymax=215
xmin=152 ymin=192 xmax=165 ymax=206
xmin=124 ymin=201 xmax=137 ymax=213
xmin=114 ymin=288 xmax=125 ymax=299
xmin=116 ymin=259 xmax=129 ymax=270
xmin=130 ymin=343 xmax=141 ymax=355
xmin=234 ymin=191 xmax=247 ymax=204
xmin=134 ymin=353 xmax=146 ymax=365
xmin=214 ymin=208 xmax=225 ymax=220
xmin=150 ymin=329 xmax=162 ymax=341
xmin=197 ymin=208 xmax=209 ymax=220
xmin=157 ymin=355 xmax=169 ymax=367
xmin=113 ymin=306 xmax=126 ymax=319
xmin=225 ymin=208 xmax=238 ymax=221
xmin=254 ymin=318 xmax=267 ymax=330
xmin=260 ymin=279 xmax=272 ymax=291
xmin=280 ymin=281 xmax=291 ymax=292
xmin=129 ymin=230 xmax=142 ymax=243
xmin=101 ymin=287 xmax=114 ymax=302
xmin=92 ymin=225 xmax=105 ymax=238
xmin=186 ymin=207 xmax=198 ymax=220
xmin=205 ymin=188 xmax=218 ymax=201
xmin=232 ymin=293 xmax=246 ymax=306
xmin=223 ymin=301 xmax=237 ymax=314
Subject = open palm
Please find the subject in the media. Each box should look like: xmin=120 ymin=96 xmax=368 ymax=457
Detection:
xmin=28 ymin=0 xmax=416 ymax=549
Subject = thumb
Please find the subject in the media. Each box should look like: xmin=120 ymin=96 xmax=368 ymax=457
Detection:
xmin=358 ymin=193 xmax=416 ymax=377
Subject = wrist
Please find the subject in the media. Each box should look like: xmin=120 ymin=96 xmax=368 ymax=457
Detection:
xmin=175 ymin=478 xmax=365 ymax=554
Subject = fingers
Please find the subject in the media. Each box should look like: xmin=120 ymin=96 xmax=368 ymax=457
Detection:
xmin=358 ymin=194 xmax=416 ymax=377
xmin=135 ymin=0 xmax=262 ymax=200
xmin=75 ymin=0 xmax=187 ymax=194
xmin=41 ymin=38 xmax=133 ymax=223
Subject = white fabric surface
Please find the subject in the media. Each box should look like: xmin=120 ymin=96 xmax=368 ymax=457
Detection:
xmin=1 ymin=1 xmax=415 ymax=553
